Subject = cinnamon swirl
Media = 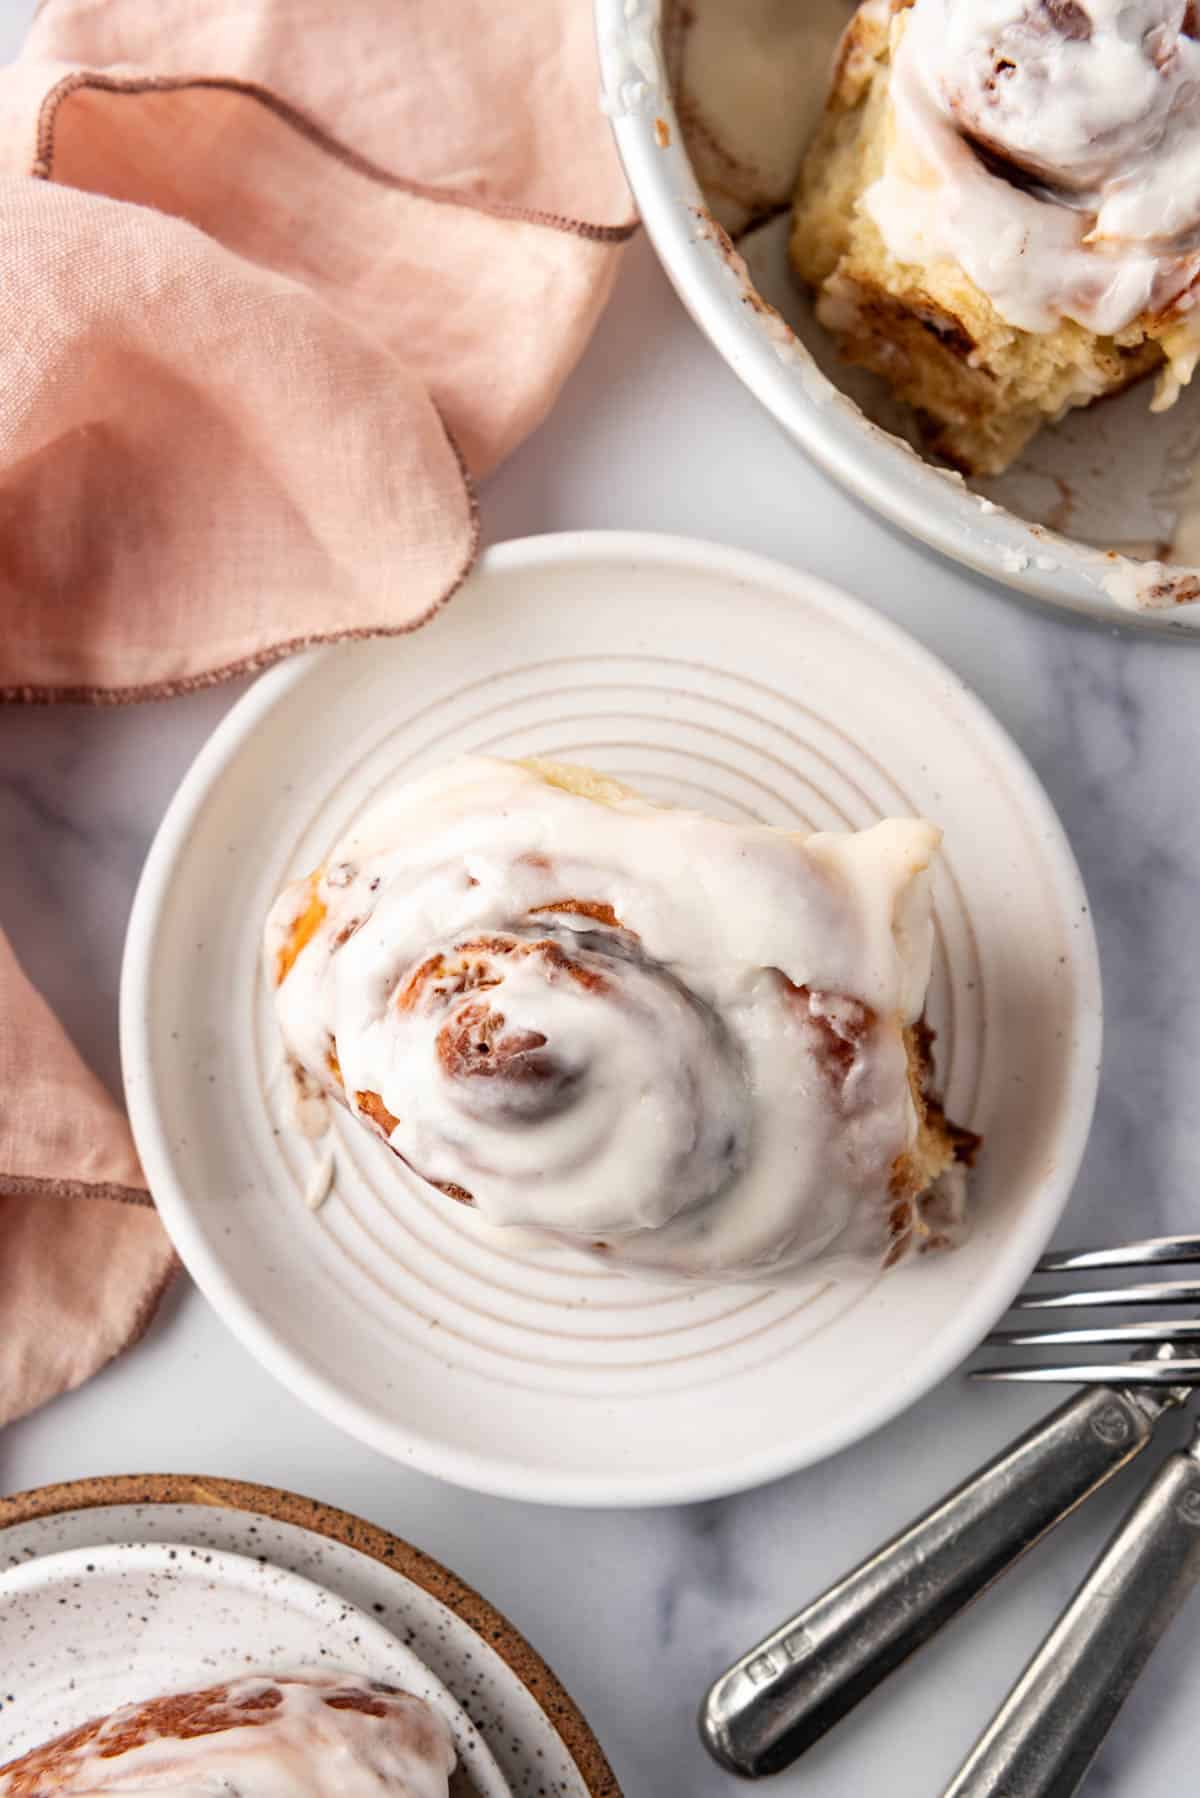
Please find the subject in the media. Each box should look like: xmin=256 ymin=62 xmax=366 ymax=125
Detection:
xmin=264 ymin=757 xmax=975 ymax=1283
xmin=792 ymin=0 xmax=1200 ymax=475
xmin=0 ymin=1675 xmax=456 ymax=1796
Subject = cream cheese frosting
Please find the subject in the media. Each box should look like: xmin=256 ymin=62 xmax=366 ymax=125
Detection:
xmin=0 ymin=1676 xmax=456 ymax=1797
xmin=864 ymin=0 xmax=1200 ymax=349
xmin=264 ymin=757 xmax=946 ymax=1281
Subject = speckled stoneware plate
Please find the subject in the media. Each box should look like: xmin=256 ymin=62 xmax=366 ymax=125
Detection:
xmin=0 ymin=1538 xmax=507 ymax=1797
xmin=121 ymin=532 xmax=1102 ymax=1505
xmin=0 ymin=1475 xmax=618 ymax=1798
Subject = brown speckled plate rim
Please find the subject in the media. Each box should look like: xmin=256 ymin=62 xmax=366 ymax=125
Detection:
xmin=0 ymin=1473 xmax=621 ymax=1798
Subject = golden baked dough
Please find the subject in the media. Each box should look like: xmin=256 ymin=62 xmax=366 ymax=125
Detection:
xmin=792 ymin=0 xmax=1198 ymax=475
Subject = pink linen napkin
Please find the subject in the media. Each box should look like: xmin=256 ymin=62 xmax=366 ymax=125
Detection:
xmin=0 ymin=0 xmax=635 ymax=1425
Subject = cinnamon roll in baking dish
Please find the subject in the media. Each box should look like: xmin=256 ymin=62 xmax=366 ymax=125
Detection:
xmin=265 ymin=758 xmax=976 ymax=1284
xmin=792 ymin=0 xmax=1200 ymax=475
xmin=0 ymin=1676 xmax=456 ymax=1795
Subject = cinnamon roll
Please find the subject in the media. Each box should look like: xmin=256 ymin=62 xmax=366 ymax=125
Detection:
xmin=0 ymin=1675 xmax=456 ymax=1796
xmin=265 ymin=758 xmax=975 ymax=1282
xmin=792 ymin=0 xmax=1200 ymax=475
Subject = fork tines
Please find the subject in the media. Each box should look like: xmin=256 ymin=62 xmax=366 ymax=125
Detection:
xmin=1036 ymin=1233 xmax=1200 ymax=1273
xmin=971 ymin=1233 xmax=1200 ymax=1387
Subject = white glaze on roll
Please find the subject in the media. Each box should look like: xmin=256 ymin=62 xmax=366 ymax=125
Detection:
xmin=265 ymin=758 xmax=943 ymax=1281
xmin=864 ymin=0 xmax=1200 ymax=347
xmin=0 ymin=1675 xmax=455 ymax=1796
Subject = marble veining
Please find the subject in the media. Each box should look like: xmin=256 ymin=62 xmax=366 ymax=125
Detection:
xmin=3 ymin=85 xmax=1200 ymax=1798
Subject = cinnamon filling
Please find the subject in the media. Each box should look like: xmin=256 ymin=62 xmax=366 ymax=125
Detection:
xmin=531 ymin=897 xmax=628 ymax=930
xmin=783 ymin=977 xmax=875 ymax=1094
xmin=355 ymin=1089 xmax=399 ymax=1136
xmin=398 ymin=932 xmax=609 ymax=1014
xmin=435 ymin=1000 xmax=554 ymax=1082
xmin=275 ymin=876 xmax=325 ymax=985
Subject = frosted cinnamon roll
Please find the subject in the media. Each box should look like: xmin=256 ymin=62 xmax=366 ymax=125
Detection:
xmin=792 ymin=0 xmax=1200 ymax=474
xmin=0 ymin=1675 xmax=455 ymax=1796
xmin=265 ymin=758 xmax=974 ymax=1283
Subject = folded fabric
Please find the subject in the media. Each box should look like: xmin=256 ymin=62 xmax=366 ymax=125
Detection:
xmin=0 ymin=932 xmax=176 ymax=1424
xmin=0 ymin=0 xmax=634 ymax=1425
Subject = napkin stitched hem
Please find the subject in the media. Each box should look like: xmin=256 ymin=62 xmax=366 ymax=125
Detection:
xmin=2 ymin=1173 xmax=152 ymax=1205
xmin=1 ymin=406 xmax=482 ymax=706
xmin=33 ymin=69 xmax=641 ymax=242
xmin=3 ymin=55 xmax=638 ymax=707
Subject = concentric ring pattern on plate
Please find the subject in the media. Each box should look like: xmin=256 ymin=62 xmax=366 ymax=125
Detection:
xmin=122 ymin=533 xmax=1101 ymax=1504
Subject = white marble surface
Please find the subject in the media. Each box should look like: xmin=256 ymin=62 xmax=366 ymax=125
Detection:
xmin=4 ymin=7 xmax=1200 ymax=1788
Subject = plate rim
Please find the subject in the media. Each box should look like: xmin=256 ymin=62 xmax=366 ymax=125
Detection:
xmin=120 ymin=529 xmax=1103 ymax=1505
xmin=0 ymin=1473 xmax=621 ymax=1798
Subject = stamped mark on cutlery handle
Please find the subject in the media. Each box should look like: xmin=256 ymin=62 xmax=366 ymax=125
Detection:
xmin=700 ymin=1387 xmax=1162 ymax=1779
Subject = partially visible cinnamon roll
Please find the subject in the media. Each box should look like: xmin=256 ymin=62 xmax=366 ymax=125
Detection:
xmin=792 ymin=0 xmax=1200 ymax=475
xmin=0 ymin=1675 xmax=456 ymax=1796
xmin=265 ymin=757 xmax=975 ymax=1283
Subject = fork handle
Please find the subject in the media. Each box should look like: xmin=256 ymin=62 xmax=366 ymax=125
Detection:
xmin=700 ymin=1387 xmax=1160 ymax=1779
xmin=942 ymin=1425 xmax=1200 ymax=1797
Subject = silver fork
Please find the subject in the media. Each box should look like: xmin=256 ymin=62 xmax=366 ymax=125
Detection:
xmin=973 ymin=1232 xmax=1200 ymax=1385
xmin=700 ymin=1233 xmax=1200 ymax=1786
xmin=936 ymin=1234 xmax=1200 ymax=1792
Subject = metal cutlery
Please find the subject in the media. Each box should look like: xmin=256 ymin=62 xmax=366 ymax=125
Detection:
xmin=700 ymin=1233 xmax=1200 ymax=1784
xmin=974 ymin=1232 xmax=1200 ymax=1387
xmin=944 ymin=1417 xmax=1200 ymax=1797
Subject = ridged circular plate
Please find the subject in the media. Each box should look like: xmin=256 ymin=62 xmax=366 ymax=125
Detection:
xmin=121 ymin=533 xmax=1102 ymax=1504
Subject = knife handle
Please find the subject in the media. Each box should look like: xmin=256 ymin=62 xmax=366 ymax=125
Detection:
xmin=942 ymin=1424 xmax=1200 ymax=1798
xmin=700 ymin=1386 xmax=1162 ymax=1779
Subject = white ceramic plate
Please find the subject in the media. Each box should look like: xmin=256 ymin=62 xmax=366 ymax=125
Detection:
xmin=0 ymin=1539 xmax=507 ymax=1796
xmin=596 ymin=0 xmax=1200 ymax=632
xmin=121 ymin=532 xmax=1102 ymax=1505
